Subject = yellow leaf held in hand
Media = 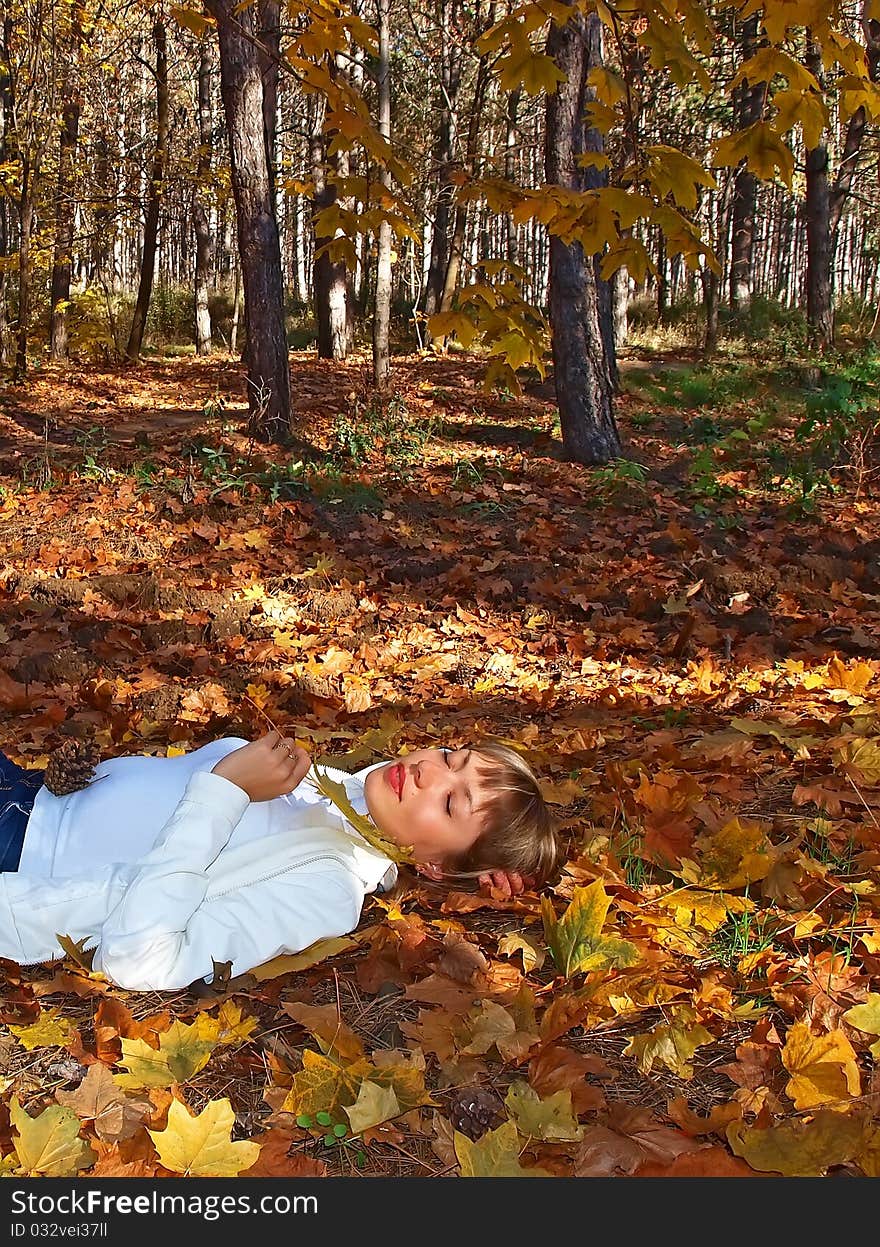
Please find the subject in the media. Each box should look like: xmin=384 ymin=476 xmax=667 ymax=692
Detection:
xmin=8 ymin=1008 xmax=78 ymax=1051
xmin=9 ymin=1098 xmax=96 ymax=1177
xmin=504 ymin=1081 xmax=584 ymax=1142
xmin=454 ymin=1120 xmax=551 ymax=1177
xmin=147 ymin=1098 xmax=260 ymax=1177
xmin=541 ymin=879 xmax=640 ymax=978
xmin=623 ymin=1005 xmax=714 ymax=1080
xmin=306 ymin=763 xmax=415 ymax=864
xmin=782 ymin=1022 xmax=861 ymax=1110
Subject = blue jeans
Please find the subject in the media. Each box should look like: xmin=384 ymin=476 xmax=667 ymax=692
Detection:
xmin=0 ymin=750 xmax=44 ymax=872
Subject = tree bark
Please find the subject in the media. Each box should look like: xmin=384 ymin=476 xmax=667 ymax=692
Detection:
xmin=372 ymin=0 xmax=393 ymax=388
xmin=13 ymin=158 xmax=34 ymax=382
xmin=424 ymin=0 xmax=459 ymax=323
xmin=49 ymin=3 xmax=82 ymax=361
xmin=545 ymin=7 xmax=621 ymax=464
xmin=730 ymin=14 xmax=764 ymax=311
xmin=804 ymin=32 xmax=834 ymax=350
xmin=193 ymin=39 xmax=215 ymax=355
xmin=311 ymin=95 xmax=350 ymax=359
xmin=125 ymin=18 xmax=169 ymax=361
xmin=206 ymin=0 xmax=292 ymax=439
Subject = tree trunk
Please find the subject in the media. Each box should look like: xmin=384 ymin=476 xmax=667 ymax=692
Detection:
xmin=504 ymin=86 xmax=521 ymax=266
xmin=193 ymin=39 xmax=214 ymax=355
xmin=206 ymin=0 xmax=292 ymax=439
xmin=829 ymin=14 xmax=879 ymax=238
xmin=49 ymin=4 xmax=82 ymax=362
xmin=730 ymin=14 xmax=764 ymax=311
xmin=804 ymin=33 xmax=834 ymax=350
xmin=438 ymin=38 xmax=493 ymax=315
xmin=545 ymin=7 xmax=621 ymax=464
xmin=372 ymin=0 xmax=392 ymax=388
xmin=13 ymin=158 xmax=34 ymax=382
xmin=125 ymin=18 xmax=169 ymax=361
xmin=0 ymin=13 xmax=14 ymax=366
xmin=311 ymin=96 xmax=350 ymax=360
xmin=423 ymin=0 xmax=459 ymax=323
xmin=611 ymin=264 xmax=628 ymax=352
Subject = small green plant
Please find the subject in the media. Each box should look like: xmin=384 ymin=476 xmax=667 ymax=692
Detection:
xmin=590 ymin=457 xmax=649 ymax=502
xmin=73 ymin=425 xmax=116 ymax=482
xmin=452 ymin=457 xmax=489 ymax=488
xmin=296 ymin=1112 xmax=367 ymax=1168
xmin=662 ymin=707 xmax=691 ymax=728
xmin=708 ymin=907 xmax=776 ymax=969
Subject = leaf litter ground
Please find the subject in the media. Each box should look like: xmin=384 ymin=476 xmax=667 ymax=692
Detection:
xmin=1 ymin=348 xmax=879 ymax=1178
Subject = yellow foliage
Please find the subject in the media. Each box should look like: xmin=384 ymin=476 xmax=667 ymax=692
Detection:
xmin=148 ymin=1098 xmax=260 ymax=1177
xmin=782 ymin=1022 xmax=861 ymax=1110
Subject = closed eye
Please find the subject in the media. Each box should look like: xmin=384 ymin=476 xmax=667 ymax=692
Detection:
xmin=444 ymin=749 xmax=452 ymax=816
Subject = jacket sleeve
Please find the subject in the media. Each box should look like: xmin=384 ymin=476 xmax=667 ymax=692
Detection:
xmin=95 ymin=770 xmax=363 ymax=991
xmin=95 ymin=769 xmax=247 ymax=989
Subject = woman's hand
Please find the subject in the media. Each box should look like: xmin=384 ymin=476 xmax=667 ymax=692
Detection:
xmin=478 ymin=869 xmax=536 ymax=898
xmin=211 ymin=731 xmax=311 ymax=802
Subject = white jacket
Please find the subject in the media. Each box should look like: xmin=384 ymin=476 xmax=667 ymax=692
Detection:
xmin=0 ymin=759 xmax=394 ymax=992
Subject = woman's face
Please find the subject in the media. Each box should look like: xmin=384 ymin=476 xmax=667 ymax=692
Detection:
xmin=363 ymin=747 xmax=490 ymax=868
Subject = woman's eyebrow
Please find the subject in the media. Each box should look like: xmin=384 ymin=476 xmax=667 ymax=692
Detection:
xmin=464 ymin=749 xmax=473 ymax=817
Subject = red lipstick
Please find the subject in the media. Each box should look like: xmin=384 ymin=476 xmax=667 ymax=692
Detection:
xmin=385 ymin=762 xmax=404 ymax=799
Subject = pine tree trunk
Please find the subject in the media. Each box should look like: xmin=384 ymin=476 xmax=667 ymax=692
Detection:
xmin=13 ymin=160 xmax=34 ymax=382
xmin=372 ymin=0 xmax=393 ymax=388
xmin=804 ymin=33 xmax=834 ymax=351
xmin=193 ymin=40 xmax=214 ymax=355
xmin=730 ymin=15 xmax=763 ymax=311
xmin=49 ymin=5 xmax=82 ymax=362
xmin=311 ymin=96 xmax=350 ymax=360
xmin=206 ymin=0 xmax=292 ymax=439
xmin=424 ymin=0 xmax=458 ymax=325
xmin=545 ymin=7 xmax=620 ymax=465
xmin=125 ymin=18 xmax=169 ymax=361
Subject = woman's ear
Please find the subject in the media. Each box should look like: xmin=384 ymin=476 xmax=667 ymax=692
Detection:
xmin=415 ymin=861 xmax=445 ymax=881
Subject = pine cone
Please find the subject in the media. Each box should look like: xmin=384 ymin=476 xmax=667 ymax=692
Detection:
xmin=43 ymin=739 xmax=102 ymax=797
xmin=447 ymin=1086 xmax=505 ymax=1141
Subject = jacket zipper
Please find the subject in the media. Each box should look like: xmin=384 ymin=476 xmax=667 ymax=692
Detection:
xmin=205 ymin=852 xmax=348 ymax=902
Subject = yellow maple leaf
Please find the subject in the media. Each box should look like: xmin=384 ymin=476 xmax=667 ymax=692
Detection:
xmin=843 ymin=995 xmax=880 ymax=1059
xmin=249 ymin=935 xmax=359 ymax=981
xmin=305 ymin=762 xmax=415 ymax=864
xmin=712 ymin=122 xmax=794 ymax=187
xmin=214 ymin=1000 xmax=259 ymax=1045
xmin=623 ymin=1005 xmax=714 ymax=1080
xmin=148 ymin=1098 xmax=259 ymax=1177
xmin=114 ymin=1016 xmax=221 ymax=1090
xmin=782 ymin=1022 xmax=861 ymax=1110
xmin=344 ymin=1081 xmax=401 ymax=1135
xmin=504 ymin=1081 xmax=583 ymax=1142
xmin=542 ymin=879 xmax=640 ymax=978
xmin=8 ymin=1008 xmax=78 ymax=1051
xmin=454 ymin=1120 xmax=551 ymax=1177
xmin=497 ymin=931 xmax=545 ymax=973
xmin=9 ymin=1098 xmax=96 ymax=1177
xmin=727 ymin=1110 xmax=867 ymax=1177
xmin=679 ymin=817 xmax=772 ymax=891
xmin=281 ymin=1049 xmax=372 ymax=1118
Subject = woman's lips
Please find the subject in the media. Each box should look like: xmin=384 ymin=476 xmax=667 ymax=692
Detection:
xmin=386 ymin=762 xmax=404 ymax=799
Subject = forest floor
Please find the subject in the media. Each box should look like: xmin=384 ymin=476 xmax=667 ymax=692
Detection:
xmin=0 ymin=343 xmax=879 ymax=1178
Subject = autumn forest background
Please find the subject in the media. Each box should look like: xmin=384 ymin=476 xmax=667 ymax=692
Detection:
xmin=0 ymin=0 xmax=880 ymax=1181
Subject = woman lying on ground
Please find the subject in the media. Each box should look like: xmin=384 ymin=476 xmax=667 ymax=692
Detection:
xmin=0 ymin=731 xmax=559 ymax=991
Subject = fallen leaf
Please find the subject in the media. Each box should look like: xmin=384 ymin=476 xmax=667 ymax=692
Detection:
xmin=147 ymin=1098 xmax=260 ymax=1177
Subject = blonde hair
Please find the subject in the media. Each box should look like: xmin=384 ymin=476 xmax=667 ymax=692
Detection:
xmin=444 ymin=741 xmax=560 ymax=886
